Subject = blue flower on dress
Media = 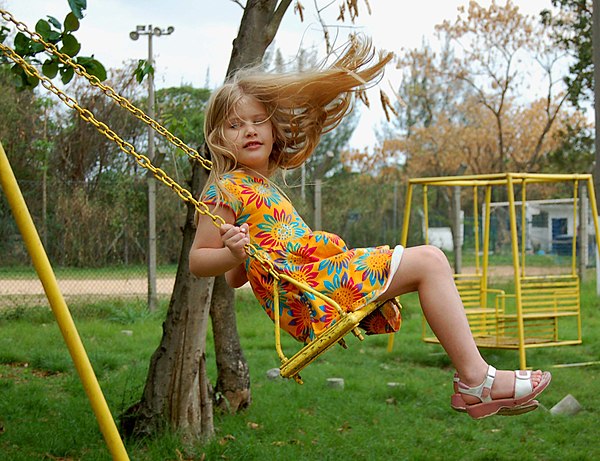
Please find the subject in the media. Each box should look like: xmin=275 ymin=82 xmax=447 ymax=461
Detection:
xmin=322 ymin=272 xmax=364 ymax=309
xmin=318 ymin=249 xmax=354 ymax=276
xmin=255 ymin=208 xmax=306 ymax=249
xmin=354 ymin=249 xmax=389 ymax=287
xmin=239 ymin=176 xmax=282 ymax=209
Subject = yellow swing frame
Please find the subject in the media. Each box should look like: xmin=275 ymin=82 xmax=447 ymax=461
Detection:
xmin=387 ymin=172 xmax=600 ymax=370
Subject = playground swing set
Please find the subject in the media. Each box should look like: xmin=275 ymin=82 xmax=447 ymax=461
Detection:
xmin=386 ymin=173 xmax=600 ymax=370
xmin=3 ymin=9 xmax=600 ymax=460
xmin=0 ymin=9 xmax=395 ymax=459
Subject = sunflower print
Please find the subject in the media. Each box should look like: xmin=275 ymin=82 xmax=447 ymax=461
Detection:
xmin=239 ymin=175 xmax=281 ymax=209
xmin=355 ymin=249 xmax=390 ymax=286
xmin=201 ymin=170 xmax=401 ymax=342
xmin=255 ymin=208 xmax=306 ymax=249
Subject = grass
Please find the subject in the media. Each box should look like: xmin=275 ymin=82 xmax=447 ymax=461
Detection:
xmin=1 ymin=287 xmax=600 ymax=460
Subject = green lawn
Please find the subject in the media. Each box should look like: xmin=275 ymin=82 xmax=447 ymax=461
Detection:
xmin=1 ymin=286 xmax=599 ymax=460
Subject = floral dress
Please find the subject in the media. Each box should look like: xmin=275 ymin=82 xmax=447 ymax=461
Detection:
xmin=202 ymin=170 xmax=403 ymax=343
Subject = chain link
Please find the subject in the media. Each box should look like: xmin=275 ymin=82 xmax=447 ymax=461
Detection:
xmin=1 ymin=9 xmax=285 ymax=284
xmin=0 ymin=41 xmax=226 ymax=230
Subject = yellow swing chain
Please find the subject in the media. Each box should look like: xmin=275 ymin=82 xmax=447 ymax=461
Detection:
xmin=0 ymin=10 xmax=359 ymax=374
xmin=0 ymin=9 xmax=212 ymax=171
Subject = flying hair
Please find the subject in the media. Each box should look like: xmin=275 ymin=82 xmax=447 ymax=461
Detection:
xmin=201 ymin=35 xmax=393 ymax=203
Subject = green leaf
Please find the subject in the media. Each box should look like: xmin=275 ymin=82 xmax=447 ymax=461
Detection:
xmin=14 ymin=32 xmax=31 ymax=55
xmin=64 ymin=12 xmax=80 ymax=32
xmin=60 ymin=65 xmax=75 ymax=84
xmin=77 ymin=56 xmax=107 ymax=81
xmin=11 ymin=64 xmax=39 ymax=91
xmin=47 ymin=30 xmax=62 ymax=44
xmin=0 ymin=26 xmax=10 ymax=44
xmin=30 ymin=42 xmax=46 ymax=53
xmin=35 ymin=19 xmax=51 ymax=40
xmin=134 ymin=59 xmax=154 ymax=83
xmin=42 ymin=59 xmax=59 ymax=79
xmin=61 ymin=34 xmax=81 ymax=57
xmin=47 ymin=16 xmax=62 ymax=30
xmin=68 ymin=0 xmax=87 ymax=19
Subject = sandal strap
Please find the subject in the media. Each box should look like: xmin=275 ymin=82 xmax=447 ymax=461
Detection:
xmin=457 ymin=365 xmax=496 ymax=403
xmin=514 ymin=370 xmax=534 ymax=398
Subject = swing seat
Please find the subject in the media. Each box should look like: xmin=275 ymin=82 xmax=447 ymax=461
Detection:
xmin=279 ymin=298 xmax=401 ymax=383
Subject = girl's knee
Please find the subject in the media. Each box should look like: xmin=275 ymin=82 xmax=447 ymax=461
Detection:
xmin=417 ymin=245 xmax=452 ymax=273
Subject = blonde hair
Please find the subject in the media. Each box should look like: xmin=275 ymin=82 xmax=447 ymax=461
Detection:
xmin=202 ymin=36 xmax=393 ymax=198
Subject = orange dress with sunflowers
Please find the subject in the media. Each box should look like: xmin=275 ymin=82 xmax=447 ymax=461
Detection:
xmin=203 ymin=170 xmax=403 ymax=343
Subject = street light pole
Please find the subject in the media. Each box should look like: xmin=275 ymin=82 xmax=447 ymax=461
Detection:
xmin=130 ymin=24 xmax=174 ymax=311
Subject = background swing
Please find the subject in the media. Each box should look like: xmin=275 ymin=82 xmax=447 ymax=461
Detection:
xmin=0 ymin=8 xmax=396 ymax=387
xmin=387 ymin=173 xmax=600 ymax=370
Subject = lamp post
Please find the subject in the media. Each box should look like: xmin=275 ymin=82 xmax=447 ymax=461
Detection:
xmin=130 ymin=24 xmax=174 ymax=312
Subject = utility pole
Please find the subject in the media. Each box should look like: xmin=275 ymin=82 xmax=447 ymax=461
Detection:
xmin=130 ymin=24 xmax=174 ymax=311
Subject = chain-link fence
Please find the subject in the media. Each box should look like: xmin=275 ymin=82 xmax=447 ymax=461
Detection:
xmin=7 ymin=173 xmax=587 ymax=309
xmin=2 ymin=173 xmax=410 ymax=308
xmin=1 ymin=176 xmax=182 ymax=308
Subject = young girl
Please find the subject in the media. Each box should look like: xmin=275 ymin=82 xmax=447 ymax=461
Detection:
xmin=189 ymin=37 xmax=551 ymax=419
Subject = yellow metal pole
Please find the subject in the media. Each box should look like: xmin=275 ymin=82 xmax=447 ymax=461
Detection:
xmin=572 ymin=181 xmax=579 ymax=277
xmin=482 ymin=186 xmax=492 ymax=310
xmin=400 ymin=182 xmax=414 ymax=247
xmin=507 ymin=175 xmax=527 ymax=369
xmin=423 ymin=185 xmax=429 ymax=244
xmin=388 ymin=182 xmax=413 ymax=352
xmin=520 ymin=182 xmax=527 ymax=278
xmin=586 ymin=178 xmax=600 ymax=298
xmin=473 ymin=186 xmax=480 ymax=275
xmin=0 ymin=142 xmax=129 ymax=461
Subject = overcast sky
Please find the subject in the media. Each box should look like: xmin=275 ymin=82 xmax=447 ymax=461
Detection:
xmin=2 ymin=0 xmax=556 ymax=148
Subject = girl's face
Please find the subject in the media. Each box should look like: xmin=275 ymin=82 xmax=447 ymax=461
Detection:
xmin=223 ymin=95 xmax=274 ymax=176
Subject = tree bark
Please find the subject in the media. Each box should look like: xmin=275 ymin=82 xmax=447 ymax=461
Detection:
xmin=120 ymin=162 xmax=214 ymax=440
xmin=211 ymin=275 xmax=251 ymax=413
xmin=211 ymin=0 xmax=292 ymax=412
xmin=122 ymin=0 xmax=294 ymax=440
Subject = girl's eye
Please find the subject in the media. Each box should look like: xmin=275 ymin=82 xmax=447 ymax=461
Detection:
xmin=229 ymin=122 xmax=240 ymax=129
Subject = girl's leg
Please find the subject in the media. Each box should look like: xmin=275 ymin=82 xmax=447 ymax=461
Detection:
xmin=381 ymin=245 xmax=543 ymax=401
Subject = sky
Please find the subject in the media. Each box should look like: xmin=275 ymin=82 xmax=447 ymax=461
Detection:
xmin=1 ymin=0 xmax=557 ymax=149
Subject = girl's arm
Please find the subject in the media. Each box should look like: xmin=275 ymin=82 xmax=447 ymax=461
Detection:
xmin=189 ymin=206 xmax=249 ymax=287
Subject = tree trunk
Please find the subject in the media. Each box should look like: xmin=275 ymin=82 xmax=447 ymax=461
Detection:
xmin=211 ymin=0 xmax=291 ymax=411
xmin=211 ymin=275 xmax=251 ymax=413
xmin=120 ymin=162 xmax=214 ymax=440
xmin=123 ymin=0 xmax=294 ymax=440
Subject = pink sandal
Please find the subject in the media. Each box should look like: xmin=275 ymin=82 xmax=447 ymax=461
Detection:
xmin=455 ymin=366 xmax=551 ymax=419
xmin=450 ymin=373 xmax=539 ymax=416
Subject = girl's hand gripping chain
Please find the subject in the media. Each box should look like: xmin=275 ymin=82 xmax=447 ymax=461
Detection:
xmin=220 ymin=223 xmax=250 ymax=262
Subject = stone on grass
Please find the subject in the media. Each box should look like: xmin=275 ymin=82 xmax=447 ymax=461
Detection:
xmin=550 ymin=394 xmax=582 ymax=416
xmin=326 ymin=377 xmax=344 ymax=389
xmin=266 ymin=368 xmax=282 ymax=380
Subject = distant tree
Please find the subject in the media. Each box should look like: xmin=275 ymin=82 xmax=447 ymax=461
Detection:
xmin=541 ymin=0 xmax=592 ymax=107
xmin=383 ymin=0 xmax=589 ymax=179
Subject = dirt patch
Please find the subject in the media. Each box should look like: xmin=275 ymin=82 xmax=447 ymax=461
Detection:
xmin=0 ymin=362 xmax=63 ymax=381
xmin=0 ymin=277 xmax=175 ymax=296
xmin=464 ymin=265 xmax=572 ymax=278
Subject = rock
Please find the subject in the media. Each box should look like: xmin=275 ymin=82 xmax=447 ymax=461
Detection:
xmin=266 ymin=368 xmax=281 ymax=380
xmin=550 ymin=394 xmax=582 ymax=416
xmin=326 ymin=377 xmax=344 ymax=389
